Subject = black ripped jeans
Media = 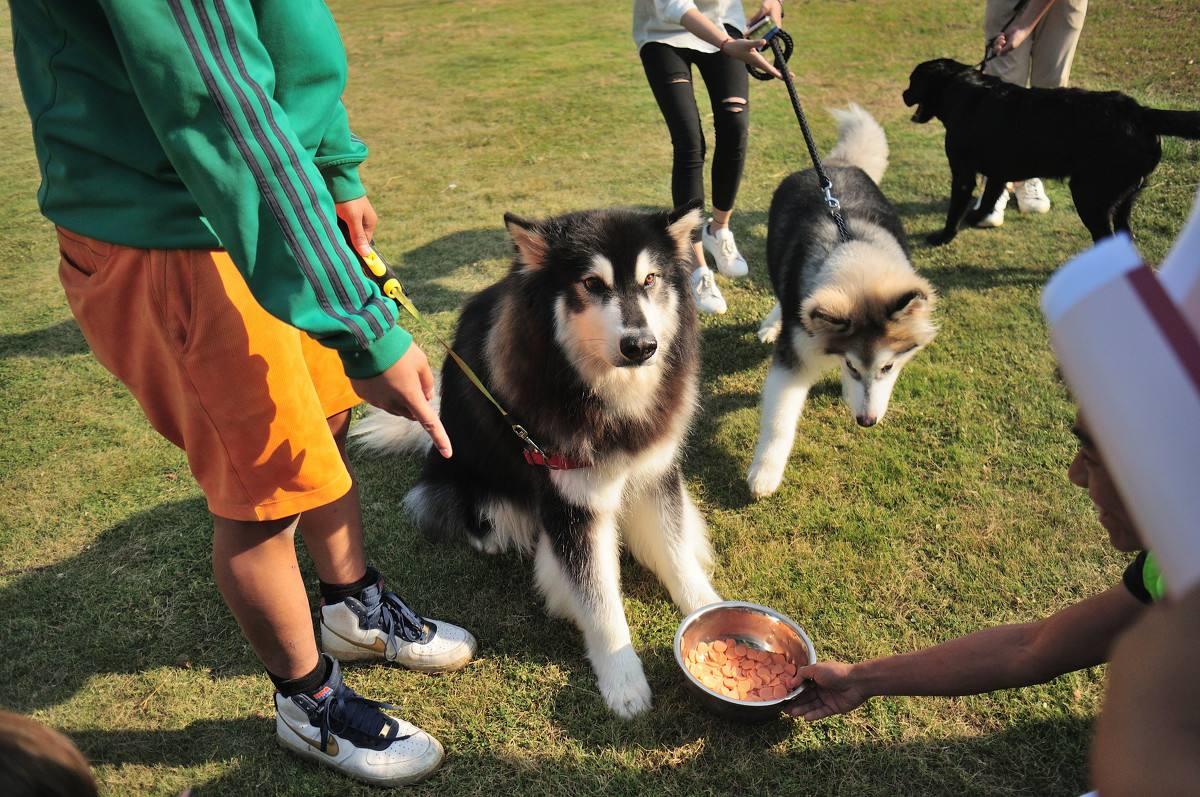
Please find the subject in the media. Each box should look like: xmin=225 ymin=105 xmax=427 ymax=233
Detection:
xmin=640 ymin=40 xmax=750 ymax=213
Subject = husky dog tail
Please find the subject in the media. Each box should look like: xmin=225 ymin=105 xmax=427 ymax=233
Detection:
xmin=1142 ymin=108 xmax=1200 ymax=140
xmin=825 ymin=103 xmax=889 ymax=185
xmin=348 ymin=374 xmax=440 ymax=457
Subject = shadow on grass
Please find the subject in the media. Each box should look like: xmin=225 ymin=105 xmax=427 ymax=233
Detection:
xmin=0 ymin=499 xmax=257 ymax=713
xmin=923 ymin=262 xmax=1054 ymax=293
xmin=393 ymin=227 xmax=512 ymax=314
xmin=65 ymin=713 xmax=1094 ymax=795
xmin=0 ymin=318 xmax=89 ymax=359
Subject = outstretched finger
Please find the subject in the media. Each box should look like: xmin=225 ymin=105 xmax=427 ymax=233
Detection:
xmin=346 ymin=212 xmax=371 ymax=256
xmin=407 ymin=389 xmax=452 ymax=458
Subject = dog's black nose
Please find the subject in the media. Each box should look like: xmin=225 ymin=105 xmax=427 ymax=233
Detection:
xmin=620 ymin=333 xmax=658 ymax=363
xmin=856 ymin=414 xmax=878 ymax=428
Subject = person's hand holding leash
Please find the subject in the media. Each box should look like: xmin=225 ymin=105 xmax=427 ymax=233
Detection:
xmin=993 ymin=24 xmax=1032 ymax=55
xmin=753 ymin=0 xmax=784 ymax=28
xmin=335 ymin=195 xmax=379 ymax=256
xmin=720 ymin=37 xmax=784 ymax=79
xmin=352 ymin=343 xmax=453 ymax=459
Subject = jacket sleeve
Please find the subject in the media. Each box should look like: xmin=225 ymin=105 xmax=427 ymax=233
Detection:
xmin=315 ymin=102 xmax=369 ymax=204
xmin=655 ymin=0 xmax=698 ymax=25
xmin=96 ymin=0 xmax=409 ymax=379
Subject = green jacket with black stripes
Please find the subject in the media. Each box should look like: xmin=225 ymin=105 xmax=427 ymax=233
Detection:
xmin=10 ymin=0 xmax=410 ymax=378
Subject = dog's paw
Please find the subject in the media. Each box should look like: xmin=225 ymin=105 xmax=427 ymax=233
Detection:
xmin=757 ymin=323 xmax=781 ymax=344
xmin=467 ymin=528 xmax=505 ymax=556
xmin=596 ymin=648 xmax=652 ymax=719
xmin=925 ymin=230 xmax=955 ymax=246
xmin=679 ymin=585 xmax=722 ymax=616
xmin=747 ymin=460 xmax=785 ymax=499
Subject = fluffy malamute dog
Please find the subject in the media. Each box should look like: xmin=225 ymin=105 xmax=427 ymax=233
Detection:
xmin=353 ymin=206 xmax=721 ymax=717
xmin=748 ymin=104 xmax=938 ymax=499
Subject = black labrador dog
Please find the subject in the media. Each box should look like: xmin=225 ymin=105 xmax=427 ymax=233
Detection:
xmin=903 ymin=58 xmax=1200 ymax=245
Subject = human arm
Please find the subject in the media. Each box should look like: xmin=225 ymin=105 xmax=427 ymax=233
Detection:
xmin=95 ymin=1 xmax=403 ymax=379
xmin=656 ymin=1 xmax=783 ymax=78
xmin=1091 ymin=585 xmax=1200 ymax=796
xmin=787 ymin=585 xmax=1145 ymax=721
xmin=994 ymin=0 xmax=1060 ymax=55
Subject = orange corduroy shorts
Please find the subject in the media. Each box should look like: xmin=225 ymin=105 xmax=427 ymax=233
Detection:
xmin=57 ymin=227 xmax=361 ymax=521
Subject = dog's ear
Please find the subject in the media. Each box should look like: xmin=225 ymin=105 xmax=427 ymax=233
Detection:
xmin=801 ymin=290 xmax=854 ymax=336
xmin=663 ymin=200 xmax=703 ymax=260
xmin=886 ymin=284 xmax=936 ymax=319
xmin=504 ymin=212 xmax=548 ymax=272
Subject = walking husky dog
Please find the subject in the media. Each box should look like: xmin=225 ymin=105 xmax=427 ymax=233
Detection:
xmin=353 ymin=206 xmax=721 ymax=718
xmin=748 ymin=105 xmax=938 ymax=499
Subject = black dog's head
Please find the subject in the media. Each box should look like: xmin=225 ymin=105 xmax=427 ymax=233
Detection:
xmin=902 ymin=58 xmax=973 ymax=123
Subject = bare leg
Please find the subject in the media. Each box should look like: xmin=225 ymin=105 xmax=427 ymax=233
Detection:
xmin=297 ymin=410 xmax=367 ymax=586
xmin=211 ymin=513 xmax=318 ymax=680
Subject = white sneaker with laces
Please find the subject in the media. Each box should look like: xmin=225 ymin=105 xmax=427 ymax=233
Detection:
xmin=701 ymin=222 xmax=749 ymax=278
xmin=691 ymin=266 xmax=727 ymax=315
xmin=1014 ymin=178 xmax=1051 ymax=214
xmin=973 ymin=186 xmax=1010 ymax=228
xmin=275 ymin=656 xmax=444 ymax=786
xmin=320 ymin=577 xmax=477 ymax=672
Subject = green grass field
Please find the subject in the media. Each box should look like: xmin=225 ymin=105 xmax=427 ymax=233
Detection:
xmin=1 ymin=1 xmax=1197 ymax=794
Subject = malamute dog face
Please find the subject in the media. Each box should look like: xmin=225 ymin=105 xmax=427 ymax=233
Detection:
xmin=353 ymin=205 xmax=721 ymax=718
xmin=749 ymin=105 xmax=938 ymax=499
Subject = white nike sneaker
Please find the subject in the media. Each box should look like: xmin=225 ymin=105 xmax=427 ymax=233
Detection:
xmin=691 ymin=266 xmax=727 ymax=315
xmin=701 ymin=223 xmax=749 ymax=278
xmin=1014 ymin=178 xmax=1051 ymax=214
xmin=320 ymin=577 xmax=477 ymax=672
xmin=973 ymin=185 xmax=1010 ymax=228
xmin=275 ymin=656 xmax=444 ymax=786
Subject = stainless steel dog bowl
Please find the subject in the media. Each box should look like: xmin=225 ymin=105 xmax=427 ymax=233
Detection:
xmin=674 ymin=600 xmax=816 ymax=722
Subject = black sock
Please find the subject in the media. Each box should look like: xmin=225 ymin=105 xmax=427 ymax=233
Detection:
xmin=319 ymin=566 xmax=379 ymax=606
xmin=270 ymin=654 xmax=331 ymax=697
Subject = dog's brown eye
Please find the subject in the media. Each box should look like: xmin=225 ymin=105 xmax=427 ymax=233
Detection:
xmin=582 ymin=276 xmax=606 ymax=294
xmin=643 ymin=273 xmax=657 ymax=288
xmin=881 ymin=363 xmax=894 ymax=374
xmin=845 ymin=359 xmax=861 ymax=380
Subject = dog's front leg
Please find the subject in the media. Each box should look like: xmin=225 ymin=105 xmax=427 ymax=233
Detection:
xmin=747 ymin=360 xmax=813 ymax=498
xmin=535 ymin=491 xmax=651 ymax=719
xmin=928 ymin=168 xmax=976 ymax=245
xmin=622 ymin=466 xmax=721 ymax=615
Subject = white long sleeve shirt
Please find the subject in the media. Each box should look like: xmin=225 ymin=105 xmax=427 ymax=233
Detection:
xmin=632 ymin=0 xmax=748 ymax=53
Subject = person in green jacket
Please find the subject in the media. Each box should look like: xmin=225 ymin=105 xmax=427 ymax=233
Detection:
xmin=10 ymin=1 xmax=473 ymax=785
xmin=788 ymin=413 xmax=1162 ymax=722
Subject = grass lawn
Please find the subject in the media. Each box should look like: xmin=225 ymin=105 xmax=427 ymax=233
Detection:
xmin=1 ymin=1 xmax=1197 ymax=794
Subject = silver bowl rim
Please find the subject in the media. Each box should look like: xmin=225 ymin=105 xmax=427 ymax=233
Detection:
xmin=673 ymin=600 xmax=817 ymax=708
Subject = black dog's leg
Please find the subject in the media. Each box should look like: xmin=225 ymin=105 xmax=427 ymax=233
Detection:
xmin=964 ymin=177 xmax=1009 ymax=228
xmin=1070 ymin=177 xmax=1118 ymax=242
xmin=1112 ymin=177 xmax=1145 ymax=237
xmin=928 ymin=169 xmax=976 ymax=245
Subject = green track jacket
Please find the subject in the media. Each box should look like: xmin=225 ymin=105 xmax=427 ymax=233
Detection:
xmin=10 ymin=0 xmax=409 ymax=378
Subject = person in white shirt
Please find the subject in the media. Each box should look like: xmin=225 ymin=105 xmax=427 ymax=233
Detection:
xmin=633 ymin=0 xmax=784 ymax=314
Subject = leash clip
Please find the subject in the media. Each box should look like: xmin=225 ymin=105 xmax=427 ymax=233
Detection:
xmin=511 ymin=424 xmax=546 ymax=458
xmin=822 ymin=184 xmax=841 ymax=211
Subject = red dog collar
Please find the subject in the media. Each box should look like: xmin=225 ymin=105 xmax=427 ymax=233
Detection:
xmin=523 ymin=449 xmax=589 ymax=470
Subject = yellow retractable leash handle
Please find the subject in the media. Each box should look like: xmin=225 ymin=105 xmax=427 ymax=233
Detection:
xmin=343 ymin=228 xmax=549 ymax=459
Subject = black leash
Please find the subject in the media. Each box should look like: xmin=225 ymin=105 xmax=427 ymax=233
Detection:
xmin=744 ymin=23 xmax=851 ymax=243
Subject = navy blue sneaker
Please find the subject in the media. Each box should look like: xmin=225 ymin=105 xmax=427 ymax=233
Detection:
xmin=274 ymin=656 xmax=444 ymax=785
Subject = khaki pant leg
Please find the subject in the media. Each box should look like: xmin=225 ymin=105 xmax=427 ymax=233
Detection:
xmin=1029 ymin=0 xmax=1088 ymax=88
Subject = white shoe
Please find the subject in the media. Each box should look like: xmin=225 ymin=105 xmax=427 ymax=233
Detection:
xmin=320 ymin=577 xmax=477 ymax=672
xmin=1014 ymin=178 xmax=1051 ymax=214
xmin=973 ymin=186 xmax=1009 ymax=228
xmin=275 ymin=656 xmax=444 ymax=786
xmin=691 ymin=266 xmax=727 ymax=315
xmin=701 ymin=222 xmax=749 ymax=278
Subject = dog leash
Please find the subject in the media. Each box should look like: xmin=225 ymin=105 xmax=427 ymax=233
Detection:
xmin=743 ymin=20 xmax=852 ymax=244
xmin=341 ymin=223 xmax=582 ymax=469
